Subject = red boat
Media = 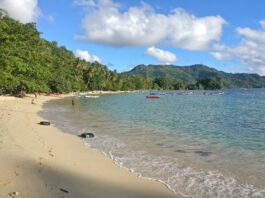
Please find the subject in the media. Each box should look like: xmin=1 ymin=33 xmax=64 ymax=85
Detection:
xmin=146 ymin=95 xmax=160 ymax=99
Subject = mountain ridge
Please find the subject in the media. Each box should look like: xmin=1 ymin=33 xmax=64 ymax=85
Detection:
xmin=123 ymin=64 xmax=265 ymax=88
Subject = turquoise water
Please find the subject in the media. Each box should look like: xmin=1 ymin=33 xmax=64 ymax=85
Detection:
xmin=42 ymin=89 xmax=265 ymax=198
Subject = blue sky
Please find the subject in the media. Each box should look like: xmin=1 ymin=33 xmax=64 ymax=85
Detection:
xmin=1 ymin=0 xmax=265 ymax=75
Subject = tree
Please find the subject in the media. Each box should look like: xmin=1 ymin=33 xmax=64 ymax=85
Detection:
xmin=153 ymin=77 xmax=173 ymax=90
xmin=0 ymin=17 xmax=52 ymax=94
xmin=0 ymin=15 xmax=160 ymax=94
xmin=199 ymin=78 xmax=224 ymax=90
xmin=174 ymin=80 xmax=185 ymax=90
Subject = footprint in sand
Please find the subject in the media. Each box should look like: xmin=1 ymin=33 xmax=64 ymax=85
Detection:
xmin=8 ymin=191 xmax=20 ymax=198
xmin=37 ymin=157 xmax=44 ymax=172
xmin=48 ymin=149 xmax=55 ymax=157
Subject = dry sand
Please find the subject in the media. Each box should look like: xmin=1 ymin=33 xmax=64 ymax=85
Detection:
xmin=0 ymin=95 xmax=180 ymax=198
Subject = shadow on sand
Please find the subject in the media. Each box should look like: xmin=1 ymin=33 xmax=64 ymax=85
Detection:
xmin=7 ymin=155 xmax=178 ymax=198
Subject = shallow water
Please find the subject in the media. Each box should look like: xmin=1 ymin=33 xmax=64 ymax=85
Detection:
xmin=41 ymin=89 xmax=265 ymax=198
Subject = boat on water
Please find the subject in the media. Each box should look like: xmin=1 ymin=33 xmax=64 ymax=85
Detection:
xmin=146 ymin=95 xmax=160 ymax=99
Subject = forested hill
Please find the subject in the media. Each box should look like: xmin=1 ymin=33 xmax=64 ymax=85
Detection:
xmin=124 ymin=64 xmax=265 ymax=88
xmin=0 ymin=11 xmax=154 ymax=94
xmin=1 ymin=10 xmax=264 ymax=93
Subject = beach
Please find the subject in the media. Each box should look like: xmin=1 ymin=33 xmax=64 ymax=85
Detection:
xmin=40 ymin=90 xmax=265 ymax=197
xmin=0 ymin=95 xmax=178 ymax=198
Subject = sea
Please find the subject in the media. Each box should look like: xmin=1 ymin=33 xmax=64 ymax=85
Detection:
xmin=40 ymin=89 xmax=265 ymax=198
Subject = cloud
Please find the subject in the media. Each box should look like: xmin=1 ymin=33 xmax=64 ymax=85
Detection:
xmin=210 ymin=52 xmax=231 ymax=61
xmin=75 ymin=49 xmax=101 ymax=63
xmin=75 ymin=0 xmax=226 ymax=50
xmin=211 ymin=21 xmax=265 ymax=75
xmin=145 ymin=47 xmax=177 ymax=64
xmin=260 ymin=20 xmax=265 ymax=29
xmin=0 ymin=0 xmax=41 ymax=23
xmin=73 ymin=0 xmax=97 ymax=7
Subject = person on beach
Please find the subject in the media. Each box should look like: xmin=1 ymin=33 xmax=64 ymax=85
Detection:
xmin=72 ymin=99 xmax=75 ymax=106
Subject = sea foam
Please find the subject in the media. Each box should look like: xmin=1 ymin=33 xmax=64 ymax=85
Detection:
xmin=84 ymin=134 xmax=265 ymax=198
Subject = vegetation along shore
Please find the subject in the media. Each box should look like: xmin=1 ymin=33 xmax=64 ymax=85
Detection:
xmin=1 ymin=10 xmax=265 ymax=96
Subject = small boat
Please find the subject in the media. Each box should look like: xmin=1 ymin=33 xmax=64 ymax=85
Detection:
xmin=146 ymin=95 xmax=160 ymax=99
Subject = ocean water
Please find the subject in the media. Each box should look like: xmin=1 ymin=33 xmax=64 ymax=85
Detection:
xmin=41 ymin=89 xmax=265 ymax=198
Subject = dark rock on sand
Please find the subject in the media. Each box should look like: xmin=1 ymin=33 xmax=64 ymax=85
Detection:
xmin=78 ymin=132 xmax=95 ymax=138
xmin=60 ymin=188 xmax=69 ymax=193
xmin=39 ymin=121 xmax=50 ymax=126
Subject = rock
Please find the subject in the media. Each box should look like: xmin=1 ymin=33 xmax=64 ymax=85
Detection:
xmin=60 ymin=188 xmax=69 ymax=193
xmin=39 ymin=121 xmax=50 ymax=126
xmin=78 ymin=132 xmax=95 ymax=138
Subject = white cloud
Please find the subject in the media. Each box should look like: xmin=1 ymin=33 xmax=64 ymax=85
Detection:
xmin=260 ymin=20 xmax=265 ymax=29
xmin=210 ymin=21 xmax=265 ymax=75
xmin=0 ymin=0 xmax=41 ymax=23
xmin=145 ymin=46 xmax=177 ymax=64
xmin=236 ymin=27 xmax=265 ymax=43
xmin=210 ymin=52 xmax=231 ymax=61
xmin=73 ymin=0 xmax=97 ymax=7
xmin=75 ymin=0 xmax=226 ymax=50
xmin=75 ymin=49 xmax=101 ymax=63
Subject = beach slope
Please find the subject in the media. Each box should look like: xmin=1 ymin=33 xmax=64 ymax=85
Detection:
xmin=0 ymin=96 xmax=179 ymax=198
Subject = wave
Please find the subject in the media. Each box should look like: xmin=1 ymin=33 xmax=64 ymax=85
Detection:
xmin=84 ymin=134 xmax=265 ymax=198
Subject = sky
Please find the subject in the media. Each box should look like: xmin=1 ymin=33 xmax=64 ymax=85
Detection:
xmin=1 ymin=0 xmax=265 ymax=75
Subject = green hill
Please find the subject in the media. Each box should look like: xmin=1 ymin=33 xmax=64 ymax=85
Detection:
xmin=0 ymin=11 xmax=152 ymax=94
xmin=1 ymin=9 xmax=264 ymax=93
xmin=124 ymin=64 xmax=265 ymax=88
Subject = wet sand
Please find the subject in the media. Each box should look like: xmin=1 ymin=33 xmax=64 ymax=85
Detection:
xmin=0 ymin=95 xmax=179 ymax=198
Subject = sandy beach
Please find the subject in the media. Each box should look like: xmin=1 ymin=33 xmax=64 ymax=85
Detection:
xmin=0 ymin=95 xmax=179 ymax=198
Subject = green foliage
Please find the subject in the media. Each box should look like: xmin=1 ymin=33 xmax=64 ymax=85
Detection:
xmin=153 ymin=77 xmax=173 ymax=90
xmin=0 ymin=16 xmax=153 ymax=94
xmin=187 ymin=83 xmax=204 ymax=90
xmin=174 ymin=80 xmax=185 ymax=90
xmin=125 ymin=64 xmax=265 ymax=89
xmin=199 ymin=78 xmax=224 ymax=90
xmin=0 ymin=17 xmax=51 ymax=94
xmin=1 ymin=16 xmax=264 ymax=94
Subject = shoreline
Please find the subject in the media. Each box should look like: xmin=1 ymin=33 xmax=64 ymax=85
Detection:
xmin=0 ymin=95 xmax=179 ymax=198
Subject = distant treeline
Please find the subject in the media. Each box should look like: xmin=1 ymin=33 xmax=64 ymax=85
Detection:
xmin=151 ymin=77 xmax=223 ymax=90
